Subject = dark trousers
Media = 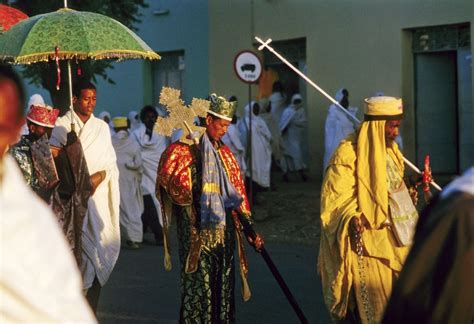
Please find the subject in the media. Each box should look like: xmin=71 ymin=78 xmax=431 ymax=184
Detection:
xmin=142 ymin=194 xmax=163 ymax=243
xmin=85 ymin=277 xmax=101 ymax=315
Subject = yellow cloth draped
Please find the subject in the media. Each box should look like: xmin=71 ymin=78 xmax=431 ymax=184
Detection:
xmin=318 ymin=121 xmax=410 ymax=323
xmin=357 ymin=121 xmax=405 ymax=229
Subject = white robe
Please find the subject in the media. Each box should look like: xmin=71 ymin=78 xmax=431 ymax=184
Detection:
xmin=323 ymin=104 xmax=358 ymax=170
xmin=0 ymin=155 xmax=96 ymax=323
xmin=222 ymin=123 xmax=247 ymax=175
xmin=279 ymin=104 xmax=307 ymax=172
xmin=112 ymin=130 xmax=144 ymax=242
xmin=260 ymin=111 xmax=283 ymax=162
xmin=132 ymin=125 xmax=169 ymax=225
xmin=238 ymin=102 xmax=272 ymax=188
xmin=127 ymin=111 xmax=141 ymax=132
xmin=269 ymin=91 xmax=287 ymax=125
xmin=98 ymin=111 xmax=115 ymax=135
xmin=50 ymin=111 xmax=120 ymax=289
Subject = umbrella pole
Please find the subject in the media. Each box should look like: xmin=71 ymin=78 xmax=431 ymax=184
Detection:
xmin=67 ymin=60 xmax=75 ymax=132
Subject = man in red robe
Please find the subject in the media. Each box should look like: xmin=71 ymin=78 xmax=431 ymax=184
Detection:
xmin=157 ymin=93 xmax=262 ymax=323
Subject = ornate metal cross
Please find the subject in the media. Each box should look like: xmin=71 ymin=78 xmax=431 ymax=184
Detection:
xmin=154 ymin=87 xmax=210 ymax=145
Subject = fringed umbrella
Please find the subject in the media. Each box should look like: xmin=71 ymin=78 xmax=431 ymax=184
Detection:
xmin=0 ymin=2 xmax=160 ymax=118
xmin=0 ymin=1 xmax=160 ymax=264
xmin=0 ymin=4 xmax=28 ymax=33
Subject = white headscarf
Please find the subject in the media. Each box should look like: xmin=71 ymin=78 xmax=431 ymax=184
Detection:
xmin=98 ymin=111 xmax=114 ymax=135
xmin=27 ymin=94 xmax=45 ymax=109
xmin=127 ymin=110 xmax=141 ymax=131
xmin=335 ymin=88 xmax=345 ymax=102
xmin=290 ymin=93 xmax=303 ymax=109
xmin=99 ymin=111 xmax=111 ymax=121
xmin=21 ymin=94 xmax=47 ymax=136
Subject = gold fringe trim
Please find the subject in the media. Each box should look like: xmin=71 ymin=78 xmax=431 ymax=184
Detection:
xmin=236 ymin=230 xmax=251 ymax=301
xmin=0 ymin=50 xmax=160 ymax=65
xmin=202 ymin=182 xmax=220 ymax=193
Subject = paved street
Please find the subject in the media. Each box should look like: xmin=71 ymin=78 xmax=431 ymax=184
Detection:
xmin=98 ymin=174 xmax=331 ymax=323
xmin=98 ymin=239 xmax=330 ymax=323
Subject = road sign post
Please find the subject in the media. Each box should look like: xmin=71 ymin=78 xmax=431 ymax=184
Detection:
xmin=233 ymin=50 xmax=262 ymax=208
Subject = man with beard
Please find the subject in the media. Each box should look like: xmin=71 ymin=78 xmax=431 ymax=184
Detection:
xmin=318 ymin=96 xmax=421 ymax=323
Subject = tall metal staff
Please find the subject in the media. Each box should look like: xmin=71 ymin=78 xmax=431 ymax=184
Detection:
xmin=255 ymin=37 xmax=442 ymax=191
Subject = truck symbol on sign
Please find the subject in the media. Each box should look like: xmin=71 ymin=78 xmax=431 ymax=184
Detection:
xmin=241 ymin=63 xmax=256 ymax=72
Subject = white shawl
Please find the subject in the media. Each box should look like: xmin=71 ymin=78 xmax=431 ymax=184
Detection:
xmin=0 ymin=155 xmax=96 ymax=322
xmin=222 ymin=123 xmax=247 ymax=175
xmin=127 ymin=110 xmax=141 ymax=132
xmin=51 ymin=111 xmax=120 ymax=288
xmin=323 ymin=104 xmax=358 ymax=170
xmin=279 ymin=95 xmax=307 ymax=172
xmin=112 ymin=130 xmax=144 ymax=242
xmin=269 ymin=91 xmax=287 ymax=125
xmin=238 ymin=102 xmax=272 ymax=188
xmin=132 ymin=124 xmax=169 ymax=225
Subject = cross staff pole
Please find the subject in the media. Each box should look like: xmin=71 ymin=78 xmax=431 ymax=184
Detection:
xmin=155 ymin=88 xmax=308 ymax=323
xmin=255 ymin=37 xmax=442 ymax=191
xmin=237 ymin=211 xmax=309 ymax=324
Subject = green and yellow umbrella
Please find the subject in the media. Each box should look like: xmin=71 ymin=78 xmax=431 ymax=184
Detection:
xmin=0 ymin=4 xmax=160 ymax=119
xmin=0 ymin=7 xmax=160 ymax=64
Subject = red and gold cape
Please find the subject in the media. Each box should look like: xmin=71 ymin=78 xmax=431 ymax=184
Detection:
xmin=156 ymin=141 xmax=253 ymax=301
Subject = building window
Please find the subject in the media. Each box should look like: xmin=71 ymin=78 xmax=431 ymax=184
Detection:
xmin=412 ymin=23 xmax=470 ymax=53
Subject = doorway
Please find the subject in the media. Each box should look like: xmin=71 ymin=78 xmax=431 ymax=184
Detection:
xmin=412 ymin=23 xmax=471 ymax=174
xmin=415 ymin=51 xmax=458 ymax=174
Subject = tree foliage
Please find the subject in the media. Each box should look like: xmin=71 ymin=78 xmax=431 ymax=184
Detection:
xmin=8 ymin=0 xmax=148 ymax=110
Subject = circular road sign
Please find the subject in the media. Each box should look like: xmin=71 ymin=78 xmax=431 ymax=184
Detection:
xmin=233 ymin=50 xmax=262 ymax=84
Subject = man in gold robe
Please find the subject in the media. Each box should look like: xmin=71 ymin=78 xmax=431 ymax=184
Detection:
xmin=318 ymin=96 xmax=418 ymax=323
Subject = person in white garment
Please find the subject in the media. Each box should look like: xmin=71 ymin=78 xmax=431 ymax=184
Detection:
xmin=323 ymin=88 xmax=359 ymax=170
xmin=279 ymin=93 xmax=308 ymax=182
xmin=19 ymin=93 xmax=46 ymax=136
xmin=221 ymin=96 xmax=247 ymax=177
xmin=269 ymin=80 xmax=287 ymax=126
xmin=50 ymin=80 xmax=120 ymax=314
xmin=98 ymin=110 xmax=115 ymax=135
xmin=0 ymin=64 xmax=96 ymax=323
xmin=111 ymin=117 xmax=144 ymax=249
xmin=259 ymin=97 xmax=283 ymax=183
xmin=222 ymin=115 xmax=247 ymax=177
xmin=127 ymin=110 xmax=141 ymax=132
xmin=132 ymin=105 xmax=169 ymax=245
xmin=238 ymin=101 xmax=272 ymax=203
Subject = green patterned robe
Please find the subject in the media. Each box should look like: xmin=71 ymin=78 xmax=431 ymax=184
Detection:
xmin=175 ymin=163 xmax=237 ymax=324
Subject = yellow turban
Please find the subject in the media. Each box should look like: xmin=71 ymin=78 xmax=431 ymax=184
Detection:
xmin=112 ymin=117 xmax=128 ymax=128
xmin=364 ymin=96 xmax=403 ymax=121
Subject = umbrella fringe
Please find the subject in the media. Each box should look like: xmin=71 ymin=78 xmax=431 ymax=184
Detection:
xmin=0 ymin=50 xmax=160 ymax=64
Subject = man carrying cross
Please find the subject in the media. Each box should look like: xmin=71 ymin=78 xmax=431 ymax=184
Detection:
xmin=157 ymin=91 xmax=263 ymax=323
xmin=318 ymin=96 xmax=429 ymax=324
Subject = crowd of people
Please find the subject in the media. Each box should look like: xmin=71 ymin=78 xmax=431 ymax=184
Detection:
xmin=1 ymin=63 xmax=472 ymax=324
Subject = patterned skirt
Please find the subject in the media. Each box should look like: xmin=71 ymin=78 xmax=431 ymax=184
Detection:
xmin=176 ymin=206 xmax=236 ymax=324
